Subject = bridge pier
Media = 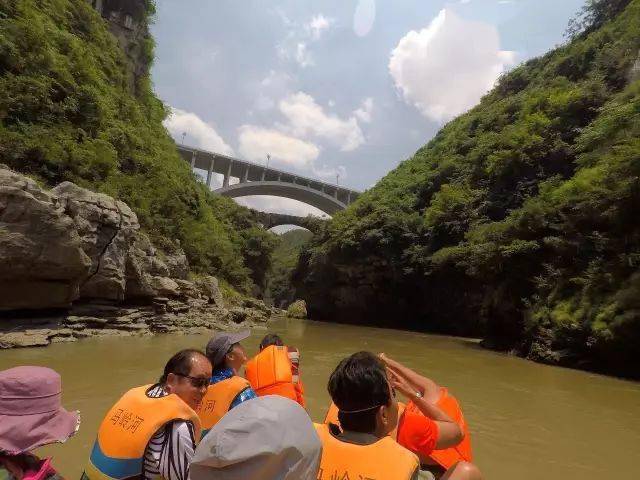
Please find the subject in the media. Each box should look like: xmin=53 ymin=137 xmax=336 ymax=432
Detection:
xmin=223 ymin=160 xmax=233 ymax=187
xmin=206 ymin=157 xmax=215 ymax=188
xmin=347 ymin=191 xmax=352 ymax=204
xmin=190 ymin=151 xmax=197 ymax=169
xmin=241 ymin=165 xmax=249 ymax=183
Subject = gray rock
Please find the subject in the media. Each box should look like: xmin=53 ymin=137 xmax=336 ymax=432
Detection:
xmin=164 ymin=250 xmax=189 ymax=280
xmin=175 ymin=279 xmax=199 ymax=300
xmin=0 ymin=167 xmax=92 ymax=310
xmin=0 ymin=331 xmax=51 ymax=348
xmin=124 ymin=232 xmax=169 ymax=299
xmin=195 ymin=276 xmax=224 ymax=307
xmin=53 ymin=182 xmax=139 ymax=302
xmin=150 ymin=276 xmax=180 ymax=297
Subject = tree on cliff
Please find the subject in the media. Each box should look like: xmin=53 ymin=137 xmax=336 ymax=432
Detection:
xmin=0 ymin=0 xmax=275 ymax=292
xmin=294 ymin=0 xmax=640 ymax=378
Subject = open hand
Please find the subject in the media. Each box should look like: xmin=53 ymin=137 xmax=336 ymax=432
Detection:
xmin=386 ymin=368 xmax=414 ymax=399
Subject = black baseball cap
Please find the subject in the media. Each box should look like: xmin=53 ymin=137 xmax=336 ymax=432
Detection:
xmin=205 ymin=330 xmax=251 ymax=368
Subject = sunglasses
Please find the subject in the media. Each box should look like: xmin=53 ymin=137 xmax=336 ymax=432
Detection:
xmin=174 ymin=373 xmax=210 ymax=389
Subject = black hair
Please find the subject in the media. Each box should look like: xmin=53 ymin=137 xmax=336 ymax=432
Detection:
xmin=259 ymin=333 xmax=284 ymax=350
xmin=328 ymin=351 xmax=391 ymax=433
xmin=159 ymin=348 xmax=207 ymax=384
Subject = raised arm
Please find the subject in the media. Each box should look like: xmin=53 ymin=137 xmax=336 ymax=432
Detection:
xmin=379 ymin=353 xmax=440 ymax=403
xmin=387 ymin=367 xmax=463 ymax=450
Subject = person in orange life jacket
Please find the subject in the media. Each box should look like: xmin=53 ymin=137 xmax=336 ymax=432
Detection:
xmin=315 ymin=351 xmax=421 ymax=480
xmin=380 ymin=354 xmax=473 ymax=472
xmin=381 ymin=354 xmax=482 ymax=480
xmin=245 ymin=333 xmax=306 ymax=406
xmin=196 ymin=330 xmax=257 ymax=436
xmin=83 ymin=349 xmax=211 ymax=480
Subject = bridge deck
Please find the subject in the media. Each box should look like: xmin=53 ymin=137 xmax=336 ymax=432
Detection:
xmin=177 ymin=145 xmax=360 ymax=207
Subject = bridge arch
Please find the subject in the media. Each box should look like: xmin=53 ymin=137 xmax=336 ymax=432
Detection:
xmin=249 ymin=211 xmax=326 ymax=232
xmin=216 ymin=181 xmax=346 ymax=215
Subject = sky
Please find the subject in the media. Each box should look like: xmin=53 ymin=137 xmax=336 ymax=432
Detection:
xmin=151 ymin=0 xmax=586 ymax=221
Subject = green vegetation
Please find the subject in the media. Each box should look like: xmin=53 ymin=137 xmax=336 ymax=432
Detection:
xmin=0 ymin=0 xmax=275 ymax=292
xmin=296 ymin=0 xmax=640 ymax=378
xmin=265 ymin=229 xmax=313 ymax=307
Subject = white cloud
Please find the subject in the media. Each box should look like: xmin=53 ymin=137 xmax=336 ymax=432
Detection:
xmin=279 ymin=92 xmax=365 ymax=151
xmin=163 ymin=107 xmax=234 ymax=155
xmin=254 ymin=70 xmax=294 ymax=111
xmin=306 ymin=14 xmax=333 ymax=40
xmin=237 ymin=125 xmax=320 ymax=168
xmin=353 ymin=97 xmax=374 ymax=123
xmin=389 ymin=9 xmax=516 ymax=122
xmin=295 ymin=43 xmax=314 ymax=67
xmin=312 ymin=164 xmax=347 ymax=182
xmin=277 ymin=40 xmax=315 ymax=68
xmin=277 ymin=13 xmax=334 ymax=68
xmin=353 ymin=0 xmax=376 ymax=37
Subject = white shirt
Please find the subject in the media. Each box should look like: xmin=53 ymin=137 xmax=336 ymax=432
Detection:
xmin=143 ymin=385 xmax=197 ymax=480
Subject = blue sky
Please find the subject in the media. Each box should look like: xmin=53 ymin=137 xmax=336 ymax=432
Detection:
xmin=151 ymin=0 xmax=585 ymax=218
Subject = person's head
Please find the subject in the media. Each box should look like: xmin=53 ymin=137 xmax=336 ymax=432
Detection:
xmin=190 ymin=396 xmax=321 ymax=480
xmin=0 ymin=366 xmax=79 ymax=456
xmin=259 ymin=333 xmax=284 ymax=351
xmin=205 ymin=330 xmax=250 ymax=373
xmin=160 ymin=349 xmax=212 ymax=410
xmin=328 ymin=351 xmax=398 ymax=438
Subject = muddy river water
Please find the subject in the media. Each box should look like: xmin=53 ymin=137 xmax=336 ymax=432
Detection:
xmin=2 ymin=317 xmax=639 ymax=479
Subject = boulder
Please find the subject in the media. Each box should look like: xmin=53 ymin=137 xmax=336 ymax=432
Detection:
xmin=242 ymin=297 xmax=271 ymax=314
xmin=164 ymin=250 xmax=189 ymax=280
xmin=0 ymin=166 xmax=92 ymax=310
xmin=195 ymin=276 xmax=225 ymax=307
xmin=124 ymin=233 xmax=192 ymax=300
xmin=52 ymin=182 xmax=139 ymax=302
xmin=286 ymin=299 xmax=307 ymax=319
xmin=149 ymin=276 xmax=180 ymax=297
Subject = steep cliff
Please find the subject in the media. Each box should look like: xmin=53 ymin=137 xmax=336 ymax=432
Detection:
xmin=0 ymin=0 xmax=275 ymax=293
xmin=295 ymin=0 xmax=640 ymax=378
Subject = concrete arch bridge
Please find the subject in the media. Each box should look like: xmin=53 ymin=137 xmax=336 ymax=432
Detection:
xmin=177 ymin=146 xmax=360 ymax=216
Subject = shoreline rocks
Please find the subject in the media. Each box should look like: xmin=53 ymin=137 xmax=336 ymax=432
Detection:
xmin=0 ymin=297 xmax=284 ymax=349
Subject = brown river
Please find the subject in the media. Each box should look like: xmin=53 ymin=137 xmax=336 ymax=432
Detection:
xmin=2 ymin=317 xmax=640 ymax=479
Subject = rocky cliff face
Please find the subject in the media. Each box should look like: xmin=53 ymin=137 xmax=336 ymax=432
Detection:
xmin=0 ymin=168 xmax=91 ymax=310
xmin=89 ymin=0 xmax=152 ymax=91
xmin=0 ymin=165 xmax=188 ymax=309
xmin=0 ymin=166 xmax=283 ymax=348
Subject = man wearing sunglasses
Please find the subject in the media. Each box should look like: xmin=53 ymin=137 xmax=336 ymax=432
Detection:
xmin=195 ymin=329 xmax=257 ymax=437
xmin=84 ymin=349 xmax=212 ymax=480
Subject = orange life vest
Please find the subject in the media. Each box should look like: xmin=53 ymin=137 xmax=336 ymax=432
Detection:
xmin=83 ymin=384 xmax=200 ymax=480
xmin=314 ymin=423 xmax=418 ymax=480
xmin=405 ymin=387 xmax=473 ymax=469
xmin=195 ymin=376 xmax=250 ymax=437
xmin=245 ymin=345 xmax=305 ymax=406
xmin=324 ymin=387 xmax=473 ymax=470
